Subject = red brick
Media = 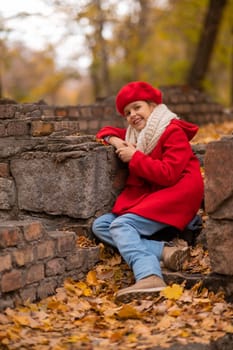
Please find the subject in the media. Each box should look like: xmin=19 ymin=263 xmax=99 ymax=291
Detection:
xmin=36 ymin=240 xmax=55 ymax=259
xmin=49 ymin=231 xmax=75 ymax=256
xmin=20 ymin=286 xmax=37 ymax=303
xmin=79 ymin=120 xmax=88 ymax=130
xmin=1 ymin=269 xmax=23 ymax=292
xmin=0 ymin=163 xmax=9 ymax=177
xmin=41 ymin=107 xmax=55 ymax=118
xmin=31 ymin=121 xmax=54 ymax=136
xmin=55 ymin=108 xmax=67 ymax=117
xmin=26 ymin=264 xmax=44 ymax=284
xmin=7 ymin=121 xmax=29 ymax=136
xmin=67 ymin=107 xmax=80 ymax=117
xmin=54 ymin=121 xmax=79 ymax=133
xmin=0 ymin=297 xmax=14 ymax=311
xmin=46 ymin=258 xmax=65 ymax=276
xmin=23 ymin=221 xmax=44 ymax=241
xmin=79 ymin=106 xmax=92 ymax=118
xmin=37 ymin=279 xmax=57 ymax=300
xmin=0 ymin=225 xmax=22 ymax=248
xmin=89 ymin=120 xmax=99 ymax=129
xmin=66 ymin=250 xmax=85 ymax=270
xmin=0 ymin=254 xmax=12 ymax=272
xmin=0 ymin=123 xmax=6 ymax=137
xmin=13 ymin=247 xmax=34 ymax=266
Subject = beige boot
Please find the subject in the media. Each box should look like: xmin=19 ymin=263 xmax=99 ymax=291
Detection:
xmin=162 ymin=245 xmax=190 ymax=271
xmin=115 ymin=275 xmax=166 ymax=303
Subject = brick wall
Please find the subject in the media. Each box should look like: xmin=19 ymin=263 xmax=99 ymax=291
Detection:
xmin=0 ymin=220 xmax=99 ymax=310
xmin=0 ymin=85 xmax=232 ymax=139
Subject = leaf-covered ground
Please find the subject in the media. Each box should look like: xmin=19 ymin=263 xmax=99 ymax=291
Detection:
xmin=0 ymin=121 xmax=233 ymax=350
xmin=0 ymin=244 xmax=232 ymax=350
xmin=191 ymin=120 xmax=233 ymax=144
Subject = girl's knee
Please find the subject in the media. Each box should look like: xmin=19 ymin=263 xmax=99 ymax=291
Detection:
xmin=109 ymin=218 xmax=126 ymax=240
xmin=92 ymin=217 xmax=102 ymax=235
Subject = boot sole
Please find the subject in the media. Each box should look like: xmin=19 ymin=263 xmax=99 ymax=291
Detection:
xmin=115 ymin=286 xmax=165 ymax=303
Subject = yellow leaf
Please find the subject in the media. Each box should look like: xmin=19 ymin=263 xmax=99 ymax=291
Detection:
xmin=117 ymin=304 xmax=141 ymax=319
xmin=224 ymin=323 xmax=233 ymax=333
xmin=155 ymin=315 xmax=173 ymax=330
xmin=64 ymin=280 xmax=81 ymax=295
xmin=110 ymin=331 xmax=125 ymax=342
xmin=76 ymin=281 xmax=92 ymax=296
xmin=66 ymin=334 xmax=89 ymax=343
xmin=201 ymin=317 xmax=215 ymax=330
xmin=162 ymin=284 xmax=183 ymax=300
xmin=168 ymin=307 xmax=182 ymax=317
xmin=179 ymin=329 xmax=190 ymax=337
xmin=86 ymin=270 xmax=98 ymax=285
xmin=108 ymin=254 xmax=122 ymax=266
xmin=47 ymin=299 xmax=69 ymax=312
xmin=12 ymin=315 xmax=30 ymax=326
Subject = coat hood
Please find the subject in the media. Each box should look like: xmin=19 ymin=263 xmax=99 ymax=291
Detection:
xmin=171 ymin=119 xmax=199 ymax=141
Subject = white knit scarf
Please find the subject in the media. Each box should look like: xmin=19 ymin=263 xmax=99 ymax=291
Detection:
xmin=125 ymin=104 xmax=179 ymax=154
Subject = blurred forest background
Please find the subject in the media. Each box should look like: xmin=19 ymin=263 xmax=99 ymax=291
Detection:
xmin=0 ymin=0 xmax=233 ymax=107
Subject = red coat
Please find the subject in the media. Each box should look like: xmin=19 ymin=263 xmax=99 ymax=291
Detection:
xmin=96 ymin=119 xmax=204 ymax=230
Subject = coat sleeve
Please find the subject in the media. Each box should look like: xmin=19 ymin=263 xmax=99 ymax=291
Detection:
xmin=129 ymin=125 xmax=194 ymax=187
xmin=96 ymin=126 xmax=126 ymax=140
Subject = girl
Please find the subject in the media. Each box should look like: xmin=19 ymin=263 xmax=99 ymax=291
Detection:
xmin=92 ymin=81 xmax=204 ymax=303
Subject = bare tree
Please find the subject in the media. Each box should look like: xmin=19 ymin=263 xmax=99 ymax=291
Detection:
xmin=187 ymin=0 xmax=228 ymax=89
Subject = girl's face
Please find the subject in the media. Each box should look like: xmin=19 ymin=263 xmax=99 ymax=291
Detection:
xmin=124 ymin=100 xmax=156 ymax=131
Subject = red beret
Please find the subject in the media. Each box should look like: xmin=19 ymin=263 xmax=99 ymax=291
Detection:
xmin=116 ymin=81 xmax=162 ymax=116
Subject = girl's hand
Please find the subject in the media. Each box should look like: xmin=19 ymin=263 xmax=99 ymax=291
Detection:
xmin=116 ymin=142 xmax=136 ymax=163
xmin=108 ymin=136 xmax=126 ymax=149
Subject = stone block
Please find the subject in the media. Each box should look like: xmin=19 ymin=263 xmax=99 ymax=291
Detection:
xmin=204 ymin=137 xmax=233 ymax=219
xmin=205 ymin=218 xmax=233 ymax=275
xmin=0 ymin=177 xmax=16 ymax=210
xmin=10 ymin=147 xmax=115 ymax=218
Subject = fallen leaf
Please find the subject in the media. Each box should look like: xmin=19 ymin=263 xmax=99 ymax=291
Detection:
xmin=162 ymin=284 xmax=183 ymax=300
xmin=86 ymin=270 xmax=98 ymax=286
xmin=117 ymin=304 xmax=142 ymax=319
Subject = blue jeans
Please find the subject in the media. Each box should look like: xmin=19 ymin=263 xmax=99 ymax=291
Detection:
xmin=92 ymin=213 xmax=168 ymax=281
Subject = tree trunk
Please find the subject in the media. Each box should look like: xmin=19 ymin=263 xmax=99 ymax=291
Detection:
xmin=187 ymin=0 xmax=228 ymax=89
